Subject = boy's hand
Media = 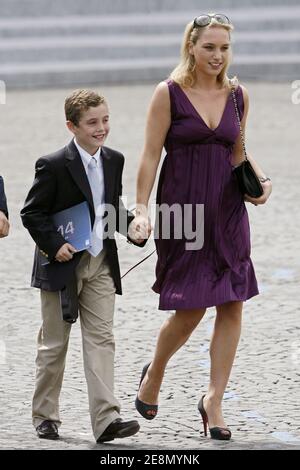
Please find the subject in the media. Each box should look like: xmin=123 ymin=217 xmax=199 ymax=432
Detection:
xmin=55 ymin=243 xmax=77 ymax=262
xmin=0 ymin=211 xmax=9 ymax=238
xmin=128 ymin=215 xmax=152 ymax=244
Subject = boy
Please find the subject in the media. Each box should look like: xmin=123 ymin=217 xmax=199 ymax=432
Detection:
xmin=21 ymin=89 xmax=147 ymax=443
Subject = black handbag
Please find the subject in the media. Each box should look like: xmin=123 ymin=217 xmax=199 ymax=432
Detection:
xmin=231 ymin=82 xmax=263 ymax=198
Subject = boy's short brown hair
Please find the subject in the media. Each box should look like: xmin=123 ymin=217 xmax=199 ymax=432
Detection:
xmin=65 ymin=89 xmax=106 ymax=125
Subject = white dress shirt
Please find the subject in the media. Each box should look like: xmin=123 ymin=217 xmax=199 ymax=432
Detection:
xmin=74 ymin=139 xmax=105 ymax=256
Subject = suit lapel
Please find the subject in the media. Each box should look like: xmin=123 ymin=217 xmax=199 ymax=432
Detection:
xmin=101 ymin=147 xmax=115 ymax=206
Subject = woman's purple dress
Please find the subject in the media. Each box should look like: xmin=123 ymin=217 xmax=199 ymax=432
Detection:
xmin=152 ymin=79 xmax=259 ymax=310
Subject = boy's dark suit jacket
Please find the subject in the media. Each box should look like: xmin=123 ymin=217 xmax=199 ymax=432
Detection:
xmin=0 ymin=176 xmax=8 ymax=217
xmin=21 ymin=140 xmax=139 ymax=294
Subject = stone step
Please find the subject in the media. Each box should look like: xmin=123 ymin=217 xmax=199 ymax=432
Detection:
xmin=1 ymin=0 xmax=299 ymax=18
xmin=1 ymin=7 xmax=300 ymax=38
xmin=2 ymin=54 xmax=299 ymax=89
xmin=1 ymin=3 xmax=298 ymax=87
xmin=0 ymin=30 xmax=299 ymax=63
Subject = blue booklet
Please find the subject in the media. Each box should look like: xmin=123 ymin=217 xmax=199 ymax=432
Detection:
xmin=41 ymin=201 xmax=92 ymax=265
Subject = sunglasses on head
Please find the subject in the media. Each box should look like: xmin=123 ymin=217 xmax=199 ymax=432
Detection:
xmin=193 ymin=14 xmax=231 ymax=28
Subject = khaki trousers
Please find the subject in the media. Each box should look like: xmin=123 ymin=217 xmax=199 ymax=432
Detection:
xmin=32 ymin=249 xmax=121 ymax=440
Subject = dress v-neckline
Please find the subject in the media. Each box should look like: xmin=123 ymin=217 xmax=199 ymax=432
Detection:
xmin=176 ymin=84 xmax=232 ymax=132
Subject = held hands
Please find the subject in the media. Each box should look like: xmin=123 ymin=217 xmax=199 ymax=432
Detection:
xmin=55 ymin=243 xmax=77 ymax=262
xmin=0 ymin=211 xmax=9 ymax=238
xmin=244 ymin=180 xmax=272 ymax=206
xmin=128 ymin=214 xmax=152 ymax=244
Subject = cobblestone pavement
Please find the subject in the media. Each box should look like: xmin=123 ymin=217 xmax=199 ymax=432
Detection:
xmin=0 ymin=81 xmax=299 ymax=450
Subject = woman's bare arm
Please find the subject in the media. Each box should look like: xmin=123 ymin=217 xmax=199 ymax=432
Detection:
xmin=136 ymin=81 xmax=171 ymax=217
xmin=232 ymin=85 xmax=272 ymax=205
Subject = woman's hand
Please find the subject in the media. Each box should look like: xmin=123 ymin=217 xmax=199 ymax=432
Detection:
xmin=244 ymin=180 xmax=272 ymax=206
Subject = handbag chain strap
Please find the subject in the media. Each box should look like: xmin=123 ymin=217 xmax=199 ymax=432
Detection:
xmin=121 ymin=246 xmax=156 ymax=279
xmin=230 ymin=79 xmax=248 ymax=162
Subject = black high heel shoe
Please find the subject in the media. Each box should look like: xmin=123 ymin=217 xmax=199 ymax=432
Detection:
xmin=135 ymin=363 xmax=158 ymax=420
xmin=198 ymin=395 xmax=231 ymax=440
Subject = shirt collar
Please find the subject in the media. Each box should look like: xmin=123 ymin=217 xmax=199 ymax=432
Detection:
xmin=74 ymin=138 xmax=101 ymax=172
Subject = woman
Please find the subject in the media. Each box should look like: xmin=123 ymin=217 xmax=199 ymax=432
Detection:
xmin=133 ymin=13 xmax=272 ymax=440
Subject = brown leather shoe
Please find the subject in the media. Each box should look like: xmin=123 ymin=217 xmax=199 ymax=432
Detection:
xmin=36 ymin=420 xmax=59 ymax=440
xmin=97 ymin=418 xmax=140 ymax=443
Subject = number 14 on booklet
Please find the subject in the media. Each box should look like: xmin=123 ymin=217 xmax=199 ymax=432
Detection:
xmin=41 ymin=201 xmax=92 ymax=265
